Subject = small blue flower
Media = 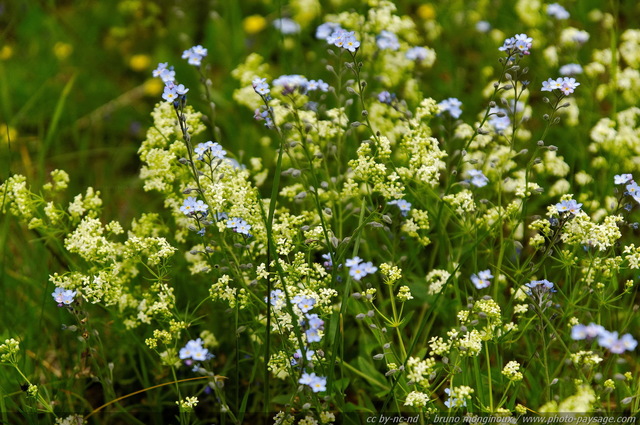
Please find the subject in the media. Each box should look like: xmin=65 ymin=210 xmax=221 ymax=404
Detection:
xmin=316 ymin=22 xmax=342 ymax=40
xmin=614 ymin=174 xmax=633 ymax=185
xmin=555 ymin=199 xmax=582 ymax=215
xmin=273 ymin=18 xmax=300 ymax=35
xmin=471 ymin=270 xmax=493 ymax=289
xmin=405 ymin=46 xmax=430 ymax=61
xmin=388 ymin=199 xmax=411 ymax=216
xmin=377 ymin=91 xmax=396 ymax=105
xmin=182 ymin=45 xmax=207 ymax=66
xmin=52 ymin=287 xmax=77 ymax=306
xmin=179 ymin=338 xmax=211 ymax=362
xmin=438 ymin=98 xmax=463 ymax=119
xmin=467 ymin=169 xmax=489 ymax=187
xmin=376 ymin=30 xmax=400 ymax=51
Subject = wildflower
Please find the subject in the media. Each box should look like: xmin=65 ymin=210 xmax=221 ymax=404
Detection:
xmin=265 ymin=289 xmax=283 ymax=306
xmin=559 ymin=63 xmax=583 ymax=76
xmin=547 ymin=3 xmax=570 ymax=20
xmin=571 ymin=323 xmax=606 ymax=340
xmin=162 ymin=84 xmax=179 ymax=102
xmin=295 ymin=296 xmax=316 ymax=313
xmin=328 ymin=29 xmax=360 ymax=52
xmin=559 ymin=77 xmax=580 ymax=95
xmin=153 ymin=63 xmax=175 ymax=84
xmin=502 ymin=361 xmax=524 ymax=381
xmin=541 ymin=77 xmax=563 ymax=92
xmin=273 ymin=18 xmax=300 ymax=35
xmin=345 ymin=256 xmax=362 ymax=268
xmin=226 ymin=217 xmax=251 ymax=236
xmin=598 ymin=331 xmax=637 ymax=353
xmin=626 ymin=181 xmax=640 ymax=198
xmin=299 ymin=372 xmax=326 ymax=392
xmin=388 ymin=199 xmax=411 ymax=216
xmin=194 ymin=141 xmax=226 ymax=161
xmin=306 ymin=79 xmax=329 ymax=92
xmin=444 ymin=388 xmax=466 ymax=408
xmin=252 ymin=77 xmax=270 ymax=96
xmin=377 ymin=90 xmax=396 ymax=105
xmin=525 ymin=279 xmax=555 ymax=293
xmin=306 ymin=313 xmax=324 ymax=330
xmin=292 ymin=348 xmax=314 ymax=365
xmin=254 ymin=105 xmax=274 ymax=128
xmin=437 ymin=98 xmax=463 ymax=119
xmin=179 ymin=338 xmax=210 ymax=362
xmin=316 ymin=22 xmax=342 ymax=41
xmin=272 ymin=74 xmax=308 ymax=95
xmin=467 ymin=169 xmax=489 ymax=188
xmin=405 ymin=46 xmax=431 ymax=61
xmin=471 ymin=269 xmax=493 ymax=289
xmin=52 ymin=287 xmax=77 ymax=305
xmin=614 ymin=174 xmax=633 ymax=185
xmin=475 ymin=21 xmax=491 ymax=32
xmin=180 ymin=197 xmax=208 ymax=215
xmin=175 ymin=84 xmax=189 ymax=95
xmin=376 ymin=30 xmax=400 ymax=51
xmin=349 ymin=263 xmax=367 ymax=281
xmin=182 ymin=45 xmax=207 ymax=66
xmin=542 ymin=77 xmax=580 ymax=95
xmin=500 ymin=33 xmax=532 ymax=56
xmin=555 ymin=199 xmax=582 ymax=215
xmin=321 ymin=253 xmax=332 ymax=269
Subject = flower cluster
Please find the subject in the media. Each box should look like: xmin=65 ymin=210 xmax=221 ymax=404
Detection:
xmin=299 ymin=372 xmax=327 ymax=393
xmin=180 ymin=197 xmax=209 ymax=216
xmin=252 ymin=77 xmax=270 ymax=96
xmin=376 ymin=30 xmax=400 ymax=51
xmin=182 ymin=45 xmax=208 ymax=66
xmin=153 ymin=62 xmax=189 ymax=104
xmin=179 ymin=338 xmax=211 ymax=362
xmin=541 ymin=77 xmax=581 ymax=95
xmin=226 ymin=217 xmax=252 ymax=236
xmin=272 ymin=74 xmax=329 ymax=95
xmin=52 ymin=287 xmax=77 ymax=306
xmin=471 ymin=269 xmax=493 ymax=289
xmin=327 ymin=29 xmax=360 ymax=53
xmin=547 ymin=3 xmax=570 ymax=20
xmin=438 ymin=98 xmax=463 ymax=119
xmin=499 ymin=33 xmax=533 ymax=56
xmin=444 ymin=386 xmax=474 ymax=408
xmin=572 ymin=323 xmax=637 ymax=354
xmin=345 ymin=257 xmax=378 ymax=281
xmin=194 ymin=141 xmax=226 ymax=161
xmin=555 ymin=199 xmax=582 ymax=215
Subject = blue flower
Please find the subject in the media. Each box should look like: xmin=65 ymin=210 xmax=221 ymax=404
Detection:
xmin=316 ymin=22 xmax=342 ymax=40
xmin=273 ymin=18 xmax=300 ymax=35
xmin=388 ymin=199 xmax=411 ymax=216
xmin=180 ymin=197 xmax=208 ymax=215
xmin=291 ymin=348 xmax=314 ymax=365
xmin=194 ymin=141 xmax=226 ymax=161
xmin=471 ymin=270 xmax=493 ymax=289
xmin=555 ymin=199 xmax=582 ymax=215
xmin=296 ymin=296 xmax=316 ymax=313
xmin=377 ymin=91 xmax=396 ymax=105
xmin=52 ymin=287 xmax=77 ymax=306
xmin=179 ymin=338 xmax=211 ymax=362
xmin=438 ymin=98 xmax=463 ymax=119
xmin=467 ymin=169 xmax=489 ymax=187
xmin=405 ymin=46 xmax=430 ymax=61
xmin=376 ymin=30 xmax=400 ymax=51
xmin=162 ymin=84 xmax=179 ymax=102
xmin=252 ymin=77 xmax=270 ymax=96
xmin=614 ymin=174 xmax=633 ymax=185
xmin=327 ymin=29 xmax=360 ymax=52
xmin=182 ymin=45 xmax=207 ymax=66
xmin=547 ymin=3 xmax=570 ymax=19
xmin=226 ymin=217 xmax=252 ymax=236
xmin=499 ymin=33 xmax=532 ymax=56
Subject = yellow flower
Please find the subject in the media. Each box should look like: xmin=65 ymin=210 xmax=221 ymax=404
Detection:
xmin=129 ymin=54 xmax=151 ymax=72
xmin=53 ymin=42 xmax=73 ymax=60
xmin=417 ymin=4 xmax=436 ymax=20
xmin=243 ymin=15 xmax=267 ymax=35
